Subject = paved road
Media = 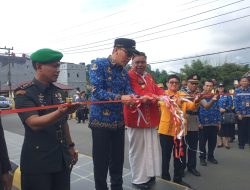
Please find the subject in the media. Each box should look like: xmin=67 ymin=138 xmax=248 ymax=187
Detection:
xmin=2 ymin=114 xmax=250 ymax=190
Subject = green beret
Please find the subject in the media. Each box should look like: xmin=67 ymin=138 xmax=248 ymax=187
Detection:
xmin=30 ymin=48 xmax=63 ymax=63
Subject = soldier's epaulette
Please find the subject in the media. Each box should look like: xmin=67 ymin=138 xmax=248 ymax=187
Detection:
xmin=15 ymin=82 xmax=34 ymax=95
xmin=17 ymin=82 xmax=34 ymax=90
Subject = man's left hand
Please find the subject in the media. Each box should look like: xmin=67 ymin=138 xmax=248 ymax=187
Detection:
xmin=58 ymin=103 xmax=80 ymax=115
xmin=68 ymin=147 xmax=78 ymax=166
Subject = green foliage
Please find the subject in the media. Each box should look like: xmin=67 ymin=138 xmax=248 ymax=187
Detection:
xmin=180 ymin=60 xmax=249 ymax=90
xmin=146 ymin=67 xmax=168 ymax=83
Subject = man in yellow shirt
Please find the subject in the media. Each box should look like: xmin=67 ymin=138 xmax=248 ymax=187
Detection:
xmin=159 ymin=75 xmax=198 ymax=188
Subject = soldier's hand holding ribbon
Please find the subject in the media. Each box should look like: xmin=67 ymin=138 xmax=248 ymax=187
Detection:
xmin=58 ymin=103 xmax=80 ymax=115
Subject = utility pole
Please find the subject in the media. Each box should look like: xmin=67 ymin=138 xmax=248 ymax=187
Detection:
xmin=0 ymin=46 xmax=14 ymax=97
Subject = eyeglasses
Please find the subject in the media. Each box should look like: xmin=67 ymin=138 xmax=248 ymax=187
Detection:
xmin=169 ymin=81 xmax=179 ymax=85
xmin=133 ymin=61 xmax=146 ymax=64
xmin=120 ymin=48 xmax=133 ymax=58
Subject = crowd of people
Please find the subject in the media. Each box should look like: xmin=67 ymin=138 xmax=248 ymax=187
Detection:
xmin=0 ymin=38 xmax=249 ymax=190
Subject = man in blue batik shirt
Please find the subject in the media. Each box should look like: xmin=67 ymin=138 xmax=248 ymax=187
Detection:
xmin=234 ymin=77 xmax=250 ymax=149
xmin=198 ymin=80 xmax=221 ymax=166
xmin=89 ymin=38 xmax=139 ymax=190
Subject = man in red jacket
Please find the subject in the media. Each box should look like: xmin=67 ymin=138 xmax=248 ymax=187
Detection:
xmin=124 ymin=52 xmax=164 ymax=189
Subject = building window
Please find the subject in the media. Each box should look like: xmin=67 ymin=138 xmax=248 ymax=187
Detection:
xmin=68 ymin=73 xmax=70 ymax=77
xmin=77 ymin=73 xmax=79 ymax=78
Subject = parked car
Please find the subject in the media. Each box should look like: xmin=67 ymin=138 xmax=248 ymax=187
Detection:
xmin=0 ymin=96 xmax=12 ymax=109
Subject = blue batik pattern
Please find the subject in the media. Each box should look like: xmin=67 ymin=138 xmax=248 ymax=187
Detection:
xmin=198 ymin=98 xmax=221 ymax=126
xmin=218 ymin=95 xmax=233 ymax=112
xmin=89 ymin=57 xmax=134 ymax=129
xmin=234 ymin=87 xmax=250 ymax=115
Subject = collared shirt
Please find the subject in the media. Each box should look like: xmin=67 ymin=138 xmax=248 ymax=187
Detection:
xmin=181 ymin=87 xmax=200 ymax=131
xmin=234 ymin=87 xmax=250 ymax=115
xmin=218 ymin=94 xmax=233 ymax=112
xmin=15 ymin=79 xmax=67 ymax=122
xmin=89 ymin=57 xmax=134 ymax=130
xmin=198 ymin=98 xmax=221 ymax=126
xmin=14 ymin=78 xmax=69 ymax=173
xmin=158 ymin=90 xmax=196 ymax=136
xmin=124 ymin=70 xmax=164 ymax=128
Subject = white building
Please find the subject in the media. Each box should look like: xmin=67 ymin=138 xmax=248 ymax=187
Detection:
xmin=0 ymin=55 xmax=33 ymax=94
xmin=57 ymin=62 xmax=87 ymax=96
xmin=0 ymin=55 xmax=87 ymax=96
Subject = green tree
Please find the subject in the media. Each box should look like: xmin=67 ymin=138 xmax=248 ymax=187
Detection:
xmin=180 ymin=59 xmax=249 ymax=89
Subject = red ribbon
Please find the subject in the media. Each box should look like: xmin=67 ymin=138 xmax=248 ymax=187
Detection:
xmin=0 ymin=100 xmax=124 ymax=115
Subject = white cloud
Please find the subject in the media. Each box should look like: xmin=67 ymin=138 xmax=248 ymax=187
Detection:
xmin=0 ymin=0 xmax=249 ymax=72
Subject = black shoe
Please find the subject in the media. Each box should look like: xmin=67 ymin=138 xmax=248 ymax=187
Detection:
xmin=174 ymin=180 xmax=191 ymax=188
xmin=188 ymin=168 xmax=201 ymax=176
xmin=208 ymin=158 xmax=218 ymax=164
xmin=148 ymin=177 xmax=156 ymax=185
xmin=162 ymin=175 xmax=171 ymax=181
xmin=239 ymin=145 xmax=244 ymax=149
xmin=200 ymin=159 xmax=207 ymax=166
xmin=132 ymin=183 xmax=150 ymax=190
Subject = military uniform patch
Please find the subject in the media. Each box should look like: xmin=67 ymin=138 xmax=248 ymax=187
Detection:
xmin=19 ymin=82 xmax=34 ymax=89
xmin=15 ymin=90 xmax=26 ymax=95
xmin=55 ymin=92 xmax=64 ymax=103
xmin=15 ymin=82 xmax=34 ymax=95
xmin=38 ymin=93 xmax=45 ymax=105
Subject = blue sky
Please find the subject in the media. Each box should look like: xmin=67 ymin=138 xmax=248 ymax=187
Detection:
xmin=0 ymin=0 xmax=250 ymax=72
